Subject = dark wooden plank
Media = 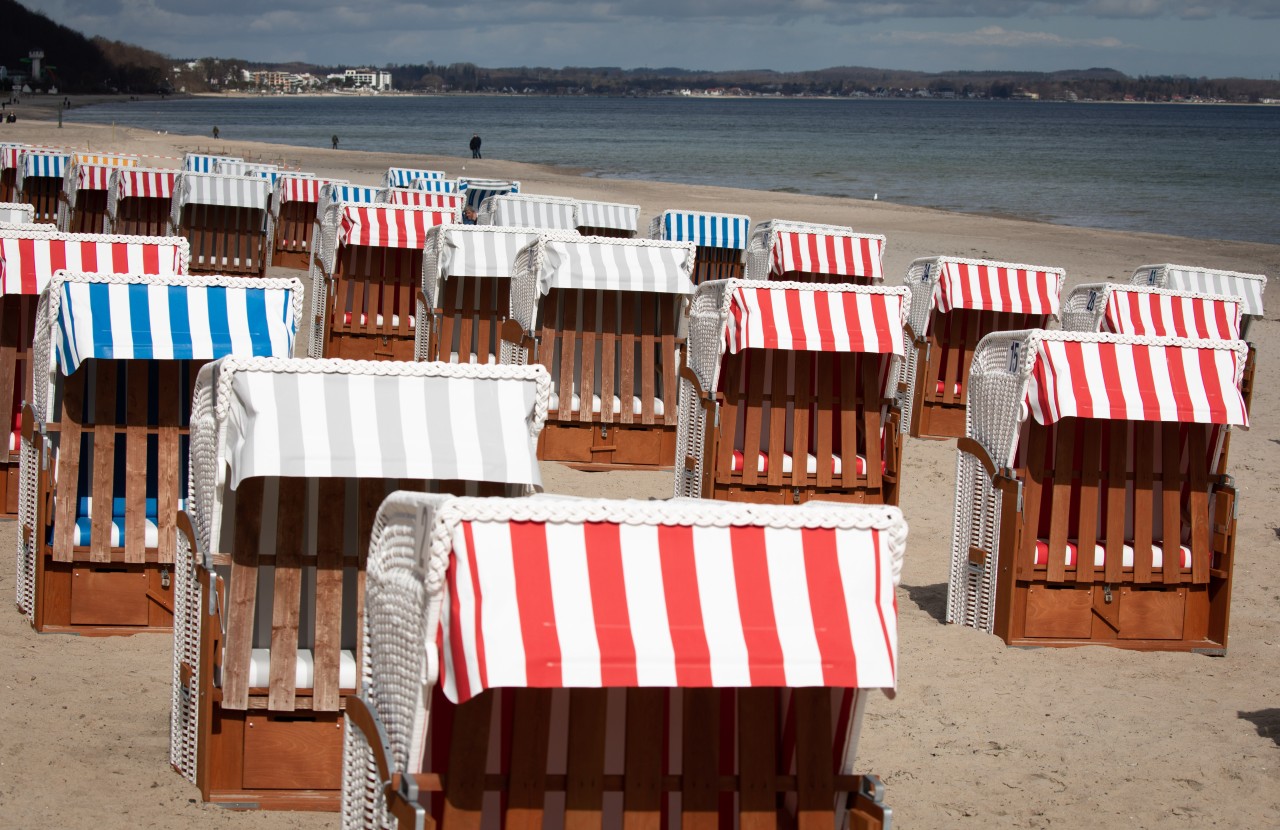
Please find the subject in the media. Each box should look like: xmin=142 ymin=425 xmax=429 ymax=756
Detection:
xmin=681 ymin=688 xmax=720 ymax=830
xmin=737 ymin=688 xmax=777 ymax=830
xmin=622 ymin=688 xmax=664 ymax=830
xmin=1046 ymin=419 xmax=1075 ymax=584
xmin=1188 ymin=426 xmax=1210 ymax=585
xmin=766 ymin=350 xmax=788 ymax=489
xmin=839 ymin=354 xmax=858 ymax=489
xmin=1075 ymin=419 xmax=1101 ymax=585
xmin=1018 ymin=423 xmax=1049 ymax=577
xmin=579 ymin=291 xmax=597 ymax=425
xmin=861 ymin=355 xmax=883 ymax=492
xmin=639 ymin=295 xmax=656 ymax=424
xmin=221 ymin=477 xmax=265 ymax=710
xmin=814 ymin=352 xmax=835 ymax=489
xmin=90 ymin=361 xmax=118 ymax=562
xmin=157 ymin=361 xmax=182 ymax=564
xmin=312 ymin=478 xmax=346 ymax=711
xmin=619 ymin=292 xmax=636 ymax=426
xmin=1161 ymin=423 xmax=1184 ymax=585
xmin=564 ymin=689 xmax=608 ymax=830
xmin=794 ymin=688 xmax=836 ymax=830
xmin=741 ymin=353 xmax=765 ymax=488
xmin=715 ymin=355 xmax=742 ymax=485
xmin=1104 ymin=421 xmax=1127 ymax=584
xmin=52 ymin=371 xmax=85 ymax=560
xmin=267 ymin=477 xmax=308 ymax=711
xmin=792 ymin=351 xmax=812 ymax=491
xmin=1132 ymin=422 xmax=1155 ymax=583
xmin=506 ymin=689 xmax=552 ymax=830
xmin=559 ymin=290 xmax=579 ymax=421
xmin=660 ymin=298 xmax=679 ymax=426
xmin=598 ymin=291 xmax=617 ymax=423
xmin=442 ymin=692 xmax=495 ymax=830
xmin=124 ymin=361 xmax=148 ymax=563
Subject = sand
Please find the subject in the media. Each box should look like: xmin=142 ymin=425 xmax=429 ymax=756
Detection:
xmin=0 ymin=99 xmax=1277 ymax=829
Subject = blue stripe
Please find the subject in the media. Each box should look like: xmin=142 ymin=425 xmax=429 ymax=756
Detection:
xmin=127 ymin=283 xmax=154 ymax=360
xmin=58 ymin=284 xmax=78 ymax=374
xmin=243 ymin=286 xmax=272 ymax=356
xmin=167 ymin=285 xmax=193 ymax=360
xmin=204 ymin=287 xmax=232 ymax=357
xmin=88 ymin=283 xmax=115 ymax=361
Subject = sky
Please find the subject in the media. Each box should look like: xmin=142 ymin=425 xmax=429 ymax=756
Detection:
xmin=31 ymin=0 xmax=1280 ymax=79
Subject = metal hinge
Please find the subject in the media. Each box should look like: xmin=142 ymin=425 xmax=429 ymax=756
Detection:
xmin=1103 ymin=584 xmax=1114 ymax=604
xmin=792 ymin=487 xmax=801 ymax=504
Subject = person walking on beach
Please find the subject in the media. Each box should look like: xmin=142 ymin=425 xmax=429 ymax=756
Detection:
xmin=331 ymin=134 xmax=339 ymax=150
xmin=470 ymin=133 xmax=482 ymax=159
xmin=212 ymin=125 xmax=220 ymax=139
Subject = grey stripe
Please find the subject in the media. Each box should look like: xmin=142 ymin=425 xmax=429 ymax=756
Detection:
xmin=473 ymin=378 xmax=506 ymax=481
xmin=373 ymin=376 xmax=407 ymax=479
xmin=423 ymin=377 xmax=458 ymax=479
xmin=275 ymin=374 xmax=307 ymax=475
xmin=587 ymin=240 xmax=612 ymax=291
xmin=322 ymin=374 xmax=357 ymax=474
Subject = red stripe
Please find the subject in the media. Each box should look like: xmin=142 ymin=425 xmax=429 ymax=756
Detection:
xmin=1129 ymin=343 xmax=1161 ymax=421
xmin=841 ymin=291 xmax=863 ymax=352
xmin=17 ymin=238 xmax=36 ymax=294
xmin=1097 ymin=341 xmax=1125 ymax=422
xmin=755 ymin=288 xmax=778 ymax=350
xmin=444 ymin=522 xmax=473 ymax=701
xmin=869 ymin=293 xmax=894 ymax=356
xmin=801 ymin=527 xmax=858 ymax=687
xmin=728 ymin=526 xmax=786 ymax=686
xmin=782 ymin=288 xmax=804 ymax=352
xmin=582 ymin=521 xmax=638 ymax=686
xmin=1033 ymin=341 xmax=1063 ymax=422
xmin=1199 ymin=348 xmax=1231 ymax=423
xmin=806 ymin=233 xmax=821 ymax=276
xmin=1061 ymin=340 xmax=1095 ymax=419
xmin=1004 ymin=268 xmax=1024 ymax=313
xmin=508 ymin=520 xmax=563 ymax=687
xmin=1164 ymin=343 xmax=1196 ymax=421
xmin=50 ymin=240 xmax=71 ymax=276
xmin=1188 ymin=297 xmax=1210 ymax=339
xmin=861 ymin=237 xmax=876 ymax=279
xmin=813 ymin=290 xmax=835 ymax=351
xmin=976 ymin=265 xmax=994 ymax=309
xmin=109 ymin=242 xmax=129 ymax=273
xmin=656 ymin=524 xmax=712 ymax=687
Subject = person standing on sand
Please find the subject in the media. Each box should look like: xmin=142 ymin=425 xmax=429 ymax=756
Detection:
xmin=332 ymin=134 xmax=339 ymax=150
xmin=470 ymin=133 xmax=482 ymax=159
xmin=212 ymin=125 xmax=219 ymax=139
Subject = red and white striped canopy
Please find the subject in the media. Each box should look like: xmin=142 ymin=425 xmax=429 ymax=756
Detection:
xmin=771 ymin=231 xmax=883 ymax=281
xmin=116 ymin=169 xmax=177 ymax=200
xmin=440 ymin=515 xmax=898 ymax=703
xmin=726 ymin=283 xmax=906 ymax=355
xmin=337 ymin=204 xmax=454 ymax=249
xmin=1026 ymin=336 xmax=1249 ymax=427
xmin=384 ymin=189 xmax=465 ymax=212
xmin=0 ymin=234 xmax=187 ymax=296
xmin=278 ymin=175 xmax=326 ymax=205
xmin=935 ymin=260 xmax=1062 ymax=315
xmin=1102 ymin=286 xmax=1241 ymax=340
xmin=74 ymin=164 xmax=114 ymax=192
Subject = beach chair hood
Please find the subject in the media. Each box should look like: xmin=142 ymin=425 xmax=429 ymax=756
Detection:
xmin=171 ymin=172 xmax=271 ymax=232
xmin=15 ymin=149 xmax=71 ymax=192
xmin=457 ymin=177 xmax=519 ymax=211
xmin=0 ymin=227 xmax=190 ymax=297
xmin=904 ymin=256 xmax=1064 ymax=340
xmin=577 ymin=200 xmax=640 ymax=233
xmin=271 ymin=173 xmax=340 ymax=218
xmin=1062 ymin=282 xmax=1243 ymax=339
xmin=106 ymin=167 xmax=178 ymax=225
xmin=61 ymin=155 xmax=136 ymax=209
xmin=1131 ymin=263 xmax=1266 ymax=330
xmin=182 ymin=153 xmax=242 ymax=174
xmin=410 ymin=177 xmax=457 ymax=194
xmin=384 ymin=167 xmax=446 ymax=189
xmin=477 ymin=193 xmax=580 ymax=230
xmin=188 ymin=358 xmax=551 ymax=558
xmin=651 ymin=209 xmax=751 ymax=250
xmin=745 ymin=219 xmax=885 ymax=282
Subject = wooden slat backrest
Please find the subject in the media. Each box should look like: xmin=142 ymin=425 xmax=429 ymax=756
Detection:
xmin=182 ymin=204 xmax=265 ymax=275
xmin=22 ymin=177 xmax=61 ymax=224
xmin=433 ymin=275 xmax=512 ymax=364
xmin=693 ymin=246 xmax=744 ymax=285
xmin=537 ymin=288 xmax=680 ymax=427
xmin=69 ymin=192 xmax=109 ymax=234
xmin=46 ymin=359 xmax=196 ymax=564
xmin=923 ymin=309 xmax=1047 ymax=407
xmin=115 ymin=197 xmax=170 ymax=237
xmin=330 ymin=244 xmax=421 ymax=342
xmin=415 ymin=686 xmax=867 ymax=830
xmin=1017 ymin=418 xmax=1216 ymax=585
xmin=274 ymin=200 xmax=316 ymax=256
xmin=0 ymin=296 xmax=38 ymax=464
xmin=715 ymin=350 xmax=891 ymax=493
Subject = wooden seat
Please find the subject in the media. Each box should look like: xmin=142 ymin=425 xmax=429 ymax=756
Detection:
xmin=576 ymin=199 xmax=640 ymax=238
xmin=169 ymin=357 xmax=551 ymax=811
xmin=16 ymin=149 xmax=71 ymax=225
xmin=0 ymin=228 xmax=190 ymax=520
xmin=15 ymin=272 xmax=301 ymax=634
xmin=947 ymin=330 xmax=1249 ymax=652
xmin=343 ymin=493 xmax=906 ymax=830
xmin=651 ymin=209 xmax=750 ymax=285
xmin=172 ymin=172 xmax=272 ymax=276
xmin=676 ymin=279 xmax=908 ymax=506
xmin=107 ymin=167 xmax=178 ymax=237
xmin=745 ymin=219 xmax=885 ymax=285
xmin=900 ymin=257 xmax=1064 ymax=439
xmin=502 ymin=234 xmax=696 ymax=470
xmin=418 ymin=225 xmax=540 ymax=364
xmin=309 ymin=203 xmax=454 ymax=359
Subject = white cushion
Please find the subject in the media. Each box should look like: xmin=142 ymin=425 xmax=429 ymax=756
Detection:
xmin=548 ymin=391 xmax=664 ymax=416
xmin=244 ymin=647 xmax=358 ymax=690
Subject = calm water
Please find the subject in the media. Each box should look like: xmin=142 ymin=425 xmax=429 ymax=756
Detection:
xmin=71 ymin=96 xmax=1280 ymax=244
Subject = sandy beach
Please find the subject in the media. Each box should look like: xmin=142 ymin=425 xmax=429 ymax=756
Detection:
xmin=0 ymin=100 xmax=1277 ymax=829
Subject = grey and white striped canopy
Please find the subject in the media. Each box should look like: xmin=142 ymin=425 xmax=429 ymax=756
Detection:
xmin=531 ymin=235 xmax=696 ymax=296
xmin=172 ymin=172 xmax=271 ymax=228
xmin=577 ymin=200 xmax=640 ymax=232
xmin=478 ymin=194 xmax=579 ymax=230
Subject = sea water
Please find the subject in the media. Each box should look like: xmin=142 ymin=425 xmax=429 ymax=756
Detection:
xmin=70 ymin=95 xmax=1280 ymax=245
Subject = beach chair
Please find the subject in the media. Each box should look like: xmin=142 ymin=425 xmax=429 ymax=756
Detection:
xmin=0 ymin=227 xmax=189 ymax=518
xmin=946 ymin=330 xmax=1248 ymax=652
xmin=107 ymin=167 xmax=179 ymax=237
xmin=16 ymin=149 xmax=72 ymax=225
xmin=310 ymin=203 xmax=455 ymax=360
xmin=0 ymin=203 xmax=36 ymax=225
xmin=675 ymin=279 xmax=908 ymax=506
xmin=418 ymin=225 xmax=542 ymax=365
xmin=745 ymin=219 xmax=885 ymax=284
xmin=576 ymin=199 xmax=640 ymax=238
xmin=381 ymin=188 xmax=466 ymax=217
xmin=58 ymin=154 xmax=139 ymax=234
xmin=171 ymin=172 xmax=273 ymax=276
xmin=503 ymin=233 xmax=695 ymax=470
xmin=457 ymin=177 xmax=519 ymax=212
xmin=1130 ymin=264 xmax=1266 ymax=410
xmin=477 ymin=193 xmax=580 ymax=230
xmin=651 ymin=209 xmax=750 ymax=285
xmin=268 ymin=174 xmax=346 ymax=270
xmin=214 ymin=160 xmax=282 ymax=187
xmin=384 ymin=167 xmax=447 ymax=189
xmin=15 ymin=271 xmax=302 ymax=634
xmin=314 ymin=183 xmax=386 ymax=260
xmin=343 ymin=493 xmax=905 ymax=830
xmin=184 ymin=153 xmax=243 ymax=174
xmin=410 ymin=177 xmax=457 ymax=194
xmin=169 ymin=357 xmax=550 ymax=810
xmin=1060 ymin=282 xmax=1243 ymax=339
xmin=0 ymin=143 xmax=29 ymax=202
xmin=899 ymin=256 xmax=1064 ymax=439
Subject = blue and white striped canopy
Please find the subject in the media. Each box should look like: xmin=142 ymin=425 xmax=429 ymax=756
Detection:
xmin=654 ymin=210 xmax=751 ymax=250
xmin=412 ymin=178 xmax=457 ymax=193
xmin=56 ymin=279 xmax=298 ymax=375
xmin=385 ymin=167 xmax=447 ymax=188
xmin=328 ymin=184 xmax=381 ymax=204
xmin=20 ymin=151 xmax=71 ymax=179
xmin=458 ymin=178 xmax=520 ymax=210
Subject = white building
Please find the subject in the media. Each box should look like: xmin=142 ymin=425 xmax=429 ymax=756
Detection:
xmin=341 ymin=68 xmax=392 ymax=91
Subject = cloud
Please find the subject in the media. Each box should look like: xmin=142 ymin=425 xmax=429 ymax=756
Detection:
xmin=874 ymin=25 xmax=1126 ymax=48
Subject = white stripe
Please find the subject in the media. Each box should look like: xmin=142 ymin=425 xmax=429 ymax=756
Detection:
xmin=148 ymin=285 xmax=174 ymax=360
xmin=106 ymin=282 xmax=134 ymax=357
xmin=1145 ymin=343 xmax=1178 ymax=419
xmin=347 ymin=374 xmax=382 ymax=477
xmin=1077 ymin=340 xmax=1111 ymax=419
xmin=691 ymin=525 xmax=751 ymax=687
xmin=495 ymin=379 xmax=535 ymax=483
xmin=796 ymin=291 xmax=820 ymax=351
xmin=763 ymin=527 xmax=825 ymax=686
xmin=1178 ymin=347 xmax=1213 ymax=421
xmin=545 ymin=523 xmax=602 ymax=687
xmin=295 ymin=371 xmax=332 ymax=478
xmin=68 ymin=282 xmax=94 ymax=371
xmin=834 ymin=528 xmax=894 ymax=688
xmin=618 ymin=523 xmax=677 ymax=687
xmin=224 ymin=287 xmax=252 ymax=354
xmin=185 ymin=288 xmax=213 ymax=359
xmin=470 ymin=520 xmax=526 ymax=689
xmin=447 ymin=376 xmax=484 ymax=480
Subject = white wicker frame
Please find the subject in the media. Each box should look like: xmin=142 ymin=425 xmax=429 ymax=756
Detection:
xmin=342 ymin=491 xmax=908 ymax=830
xmin=896 ymin=255 xmax=1065 ymax=435
xmin=0 ymin=202 xmax=36 ymax=225
xmin=673 ymin=278 xmax=910 ymax=499
xmin=743 ymin=219 xmax=886 ymax=282
xmin=13 ymin=271 xmax=304 ymax=623
xmin=170 ymin=356 xmax=552 ymax=782
xmin=1130 ymin=264 xmax=1267 ymax=338
xmin=944 ymin=328 xmax=1249 ymax=634
xmin=1060 ymin=282 xmax=1245 ymax=334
